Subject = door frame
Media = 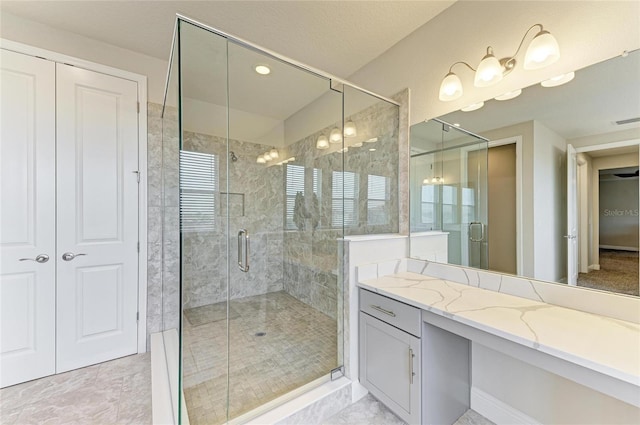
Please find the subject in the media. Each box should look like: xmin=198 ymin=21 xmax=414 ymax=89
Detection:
xmin=0 ymin=38 xmax=149 ymax=354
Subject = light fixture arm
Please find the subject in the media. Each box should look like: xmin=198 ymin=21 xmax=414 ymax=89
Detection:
xmin=504 ymin=23 xmax=545 ymax=65
xmin=448 ymin=61 xmax=476 ymax=73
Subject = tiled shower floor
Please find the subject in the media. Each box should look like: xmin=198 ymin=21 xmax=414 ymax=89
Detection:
xmin=182 ymin=291 xmax=338 ymax=424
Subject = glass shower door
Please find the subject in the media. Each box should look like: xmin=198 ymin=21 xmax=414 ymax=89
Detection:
xmin=410 ymin=120 xmax=488 ymax=268
xmin=225 ymin=40 xmax=344 ymax=422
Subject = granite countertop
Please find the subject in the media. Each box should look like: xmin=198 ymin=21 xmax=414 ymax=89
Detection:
xmin=359 ymin=271 xmax=640 ymax=387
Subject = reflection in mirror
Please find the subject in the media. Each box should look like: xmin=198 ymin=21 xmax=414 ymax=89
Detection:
xmin=411 ymin=49 xmax=640 ymax=297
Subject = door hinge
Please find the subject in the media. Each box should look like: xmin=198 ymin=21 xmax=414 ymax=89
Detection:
xmin=136 ymin=312 xmax=139 ymax=322
xmin=133 ymin=170 xmax=140 ymax=183
xmin=137 ymin=241 xmax=140 ymax=253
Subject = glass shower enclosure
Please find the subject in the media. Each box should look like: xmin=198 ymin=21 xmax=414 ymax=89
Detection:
xmin=410 ymin=119 xmax=489 ymax=269
xmin=160 ymin=16 xmax=400 ymax=424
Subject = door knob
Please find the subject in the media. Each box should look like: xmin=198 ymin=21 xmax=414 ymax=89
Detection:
xmin=19 ymin=254 xmax=50 ymax=263
xmin=62 ymin=252 xmax=87 ymax=261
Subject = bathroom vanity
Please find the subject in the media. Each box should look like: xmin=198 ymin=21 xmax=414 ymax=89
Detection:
xmin=357 ymin=261 xmax=640 ymax=424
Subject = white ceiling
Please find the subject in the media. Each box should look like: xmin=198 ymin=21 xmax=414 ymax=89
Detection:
xmin=0 ymin=0 xmax=455 ymax=79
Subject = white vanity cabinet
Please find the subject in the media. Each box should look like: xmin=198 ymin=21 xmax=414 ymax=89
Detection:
xmin=359 ymin=289 xmax=422 ymax=424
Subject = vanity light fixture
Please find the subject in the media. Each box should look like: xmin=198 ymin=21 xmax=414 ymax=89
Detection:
xmin=540 ymin=71 xmax=575 ymax=87
xmin=344 ymin=119 xmax=357 ymax=138
xmin=495 ymin=89 xmax=522 ymax=101
xmin=438 ymin=24 xmax=560 ymax=101
xmin=329 ymin=127 xmax=342 ymax=144
xmin=255 ymin=64 xmax=271 ymax=75
xmin=269 ymin=148 xmax=279 ymax=159
xmin=263 ymin=153 xmax=272 ymax=162
xmin=316 ymin=134 xmax=329 ymax=149
xmin=461 ymin=102 xmax=484 ymax=112
xmin=257 ymin=156 xmax=266 ymax=164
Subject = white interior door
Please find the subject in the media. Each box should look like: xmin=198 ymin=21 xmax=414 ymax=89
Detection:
xmin=0 ymin=50 xmax=56 ymax=387
xmin=567 ymin=144 xmax=578 ymax=286
xmin=55 ymin=63 xmax=139 ymax=372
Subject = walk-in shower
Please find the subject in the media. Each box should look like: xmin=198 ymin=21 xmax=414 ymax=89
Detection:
xmin=157 ymin=16 xmax=400 ymax=424
xmin=409 ymin=119 xmax=488 ymax=269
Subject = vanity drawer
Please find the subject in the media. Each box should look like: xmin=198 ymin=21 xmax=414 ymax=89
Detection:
xmin=360 ymin=289 xmax=421 ymax=337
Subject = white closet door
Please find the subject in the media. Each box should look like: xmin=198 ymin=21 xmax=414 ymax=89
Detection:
xmin=0 ymin=50 xmax=56 ymax=387
xmin=55 ymin=63 xmax=139 ymax=372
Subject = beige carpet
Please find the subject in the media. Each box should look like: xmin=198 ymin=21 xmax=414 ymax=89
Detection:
xmin=578 ymin=249 xmax=639 ymax=296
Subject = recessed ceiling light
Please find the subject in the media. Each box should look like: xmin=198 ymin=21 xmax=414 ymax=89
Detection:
xmin=461 ymin=102 xmax=484 ymax=112
xmin=494 ymin=89 xmax=522 ymax=101
xmin=255 ymin=65 xmax=271 ymax=75
xmin=541 ymin=71 xmax=575 ymax=87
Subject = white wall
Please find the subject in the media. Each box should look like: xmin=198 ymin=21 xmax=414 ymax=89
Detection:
xmin=349 ymin=1 xmax=640 ymax=125
xmin=577 ymin=153 xmax=594 ymax=273
xmin=0 ymin=12 xmax=168 ymax=105
xmin=472 ymin=344 xmax=640 ymax=425
xmin=533 ymin=121 xmax=567 ymax=282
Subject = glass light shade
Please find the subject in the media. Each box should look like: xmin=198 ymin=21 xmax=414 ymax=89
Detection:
xmin=257 ymin=156 xmax=266 ymax=164
xmin=494 ymin=89 xmax=522 ymax=101
xmin=288 ymin=157 xmax=295 ymax=162
xmin=364 ymin=137 xmax=378 ymax=143
xmin=263 ymin=153 xmax=272 ymax=162
xmin=316 ymin=135 xmax=329 ymax=149
xmin=524 ymin=30 xmax=560 ymax=70
xmin=540 ymin=71 xmax=575 ymax=87
xmin=352 ymin=142 xmax=363 ymax=148
xmin=461 ymin=101 xmax=484 ymax=112
xmin=344 ymin=119 xmax=357 ymax=138
xmin=269 ymin=148 xmax=279 ymax=159
xmin=474 ymin=53 xmax=503 ymax=87
xmin=422 ymin=178 xmax=430 ymax=185
xmin=329 ymin=127 xmax=342 ymax=143
xmin=439 ymin=72 xmax=463 ymax=101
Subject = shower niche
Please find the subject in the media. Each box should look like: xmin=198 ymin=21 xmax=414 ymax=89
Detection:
xmin=160 ymin=16 xmax=400 ymax=424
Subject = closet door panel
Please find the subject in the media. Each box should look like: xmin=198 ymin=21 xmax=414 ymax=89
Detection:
xmin=0 ymin=49 xmax=56 ymax=387
xmin=56 ymin=63 xmax=139 ymax=372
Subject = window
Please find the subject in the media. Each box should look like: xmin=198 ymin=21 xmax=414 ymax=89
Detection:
xmin=179 ymin=150 xmax=218 ymax=232
xmin=421 ymin=184 xmax=437 ymax=229
xmin=442 ymin=185 xmax=458 ymax=225
xmin=285 ymin=164 xmax=305 ymax=229
xmin=461 ymin=187 xmax=475 ymax=223
xmin=367 ymin=175 xmax=390 ymax=225
xmin=332 ymin=171 xmax=358 ymax=227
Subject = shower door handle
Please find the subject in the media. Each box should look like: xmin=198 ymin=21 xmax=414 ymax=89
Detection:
xmin=469 ymin=222 xmax=484 ymax=242
xmin=238 ymin=229 xmax=250 ymax=272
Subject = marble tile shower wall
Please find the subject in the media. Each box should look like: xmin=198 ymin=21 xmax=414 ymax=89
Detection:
xmin=282 ymin=98 xmax=400 ymax=319
xmin=147 ymin=102 xmax=180 ymax=348
xmin=181 ymin=131 xmax=285 ymax=309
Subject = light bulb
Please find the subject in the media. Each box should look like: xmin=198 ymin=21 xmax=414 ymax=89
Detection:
xmin=540 ymin=72 xmax=575 ymax=87
xmin=316 ymin=135 xmax=329 ymax=149
xmin=269 ymin=149 xmax=279 ymax=159
xmin=344 ymin=119 xmax=357 ymax=138
xmin=524 ymin=30 xmax=560 ymax=70
xmin=474 ymin=48 xmax=503 ymax=87
xmin=439 ymin=72 xmax=463 ymax=101
xmin=330 ymin=127 xmax=342 ymax=144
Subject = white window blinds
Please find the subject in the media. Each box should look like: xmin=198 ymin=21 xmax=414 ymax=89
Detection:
xmin=332 ymin=171 xmax=358 ymax=227
xmin=179 ymin=150 xmax=218 ymax=232
xmin=367 ymin=174 xmax=389 ymax=225
xmin=285 ymin=164 xmax=305 ymax=229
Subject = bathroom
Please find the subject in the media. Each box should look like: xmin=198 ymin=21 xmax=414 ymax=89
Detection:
xmin=0 ymin=1 xmax=638 ymax=424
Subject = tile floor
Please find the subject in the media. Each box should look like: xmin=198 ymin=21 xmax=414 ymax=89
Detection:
xmin=0 ymin=353 xmax=151 ymax=425
xmin=182 ymin=291 xmax=338 ymax=424
xmin=323 ymin=394 xmax=494 ymax=425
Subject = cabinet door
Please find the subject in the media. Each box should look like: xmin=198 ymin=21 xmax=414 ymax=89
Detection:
xmin=0 ymin=49 xmax=56 ymax=388
xmin=360 ymin=312 xmax=421 ymax=424
xmin=55 ymin=63 xmax=139 ymax=372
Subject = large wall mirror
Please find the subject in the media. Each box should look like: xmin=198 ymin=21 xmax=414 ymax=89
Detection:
xmin=410 ymin=49 xmax=640 ymax=297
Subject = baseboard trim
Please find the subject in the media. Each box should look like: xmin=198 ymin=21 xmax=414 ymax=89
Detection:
xmin=470 ymin=387 xmax=540 ymax=425
xmin=588 ymin=264 xmax=601 ymax=271
xmin=599 ymin=245 xmax=639 ymax=252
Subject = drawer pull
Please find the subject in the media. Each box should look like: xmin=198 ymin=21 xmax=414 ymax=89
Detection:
xmin=370 ymin=304 xmax=396 ymax=317
xmin=409 ymin=348 xmax=416 ymax=384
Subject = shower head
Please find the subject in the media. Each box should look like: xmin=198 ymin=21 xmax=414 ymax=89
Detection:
xmin=230 ymin=151 xmax=238 ymax=162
